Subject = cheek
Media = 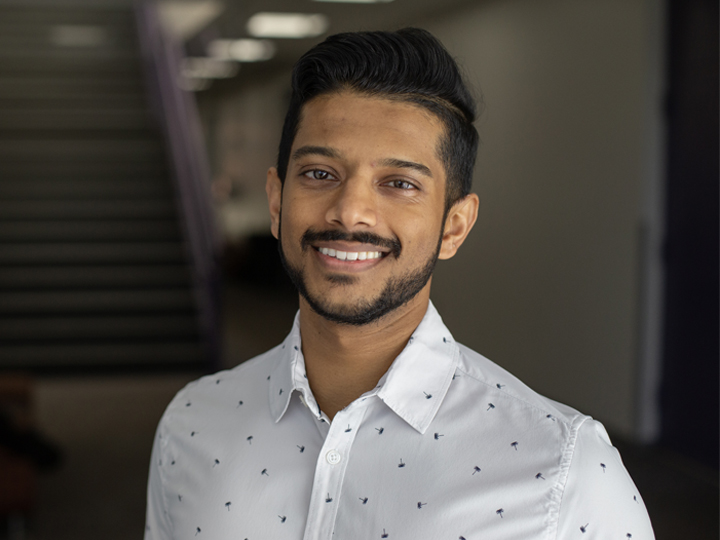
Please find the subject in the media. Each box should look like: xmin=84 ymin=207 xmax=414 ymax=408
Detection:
xmin=279 ymin=196 xmax=302 ymax=232
xmin=279 ymin=199 xmax=315 ymax=252
xmin=394 ymin=211 xmax=444 ymax=253
xmin=284 ymin=189 xmax=332 ymax=228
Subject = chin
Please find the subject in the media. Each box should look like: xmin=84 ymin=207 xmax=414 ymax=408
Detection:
xmin=306 ymin=300 xmax=401 ymax=326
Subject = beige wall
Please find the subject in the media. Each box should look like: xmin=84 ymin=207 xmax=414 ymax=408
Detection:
xmin=423 ymin=0 xmax=661 ymax=438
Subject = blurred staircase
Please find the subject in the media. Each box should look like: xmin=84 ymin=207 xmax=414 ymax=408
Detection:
xmin=0 ymin=4 xmax=210 ymax=371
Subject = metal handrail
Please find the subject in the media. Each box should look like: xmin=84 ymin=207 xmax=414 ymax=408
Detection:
xmin=134 ymin=0 xmax=220 ymax=368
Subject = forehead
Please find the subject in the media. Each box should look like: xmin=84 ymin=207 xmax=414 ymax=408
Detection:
xmin=292 ymin=92 xmax=446 ymax=166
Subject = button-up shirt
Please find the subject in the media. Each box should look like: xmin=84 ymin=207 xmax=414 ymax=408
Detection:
xmin=145 ymin=302 xmax=654 ymax=539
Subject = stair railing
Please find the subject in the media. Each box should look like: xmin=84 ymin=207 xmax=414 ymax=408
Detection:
xmin=134 ymin=0 xmax=220 ymax=369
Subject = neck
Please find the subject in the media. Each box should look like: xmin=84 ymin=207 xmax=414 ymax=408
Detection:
xmin=299 ymin=288 xmax=431 ymax=420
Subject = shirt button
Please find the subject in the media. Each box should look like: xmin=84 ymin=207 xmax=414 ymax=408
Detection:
xmin=326 ymin=450 xmax=341 ymax=465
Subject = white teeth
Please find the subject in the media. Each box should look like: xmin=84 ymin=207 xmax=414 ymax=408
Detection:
xmin=318 ymin=247 xmax=383 ymax=261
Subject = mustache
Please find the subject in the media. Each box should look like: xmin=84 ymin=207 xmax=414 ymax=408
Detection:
xmin=301 ymin=228 xmax=402 ymax=257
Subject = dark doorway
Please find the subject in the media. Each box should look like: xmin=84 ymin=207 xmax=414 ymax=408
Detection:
xmin=659 ymin=0 xmax=719 ymax=468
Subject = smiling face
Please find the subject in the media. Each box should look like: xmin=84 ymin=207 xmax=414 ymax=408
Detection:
xmin=267 ymin=91 xmax=464 ymax=326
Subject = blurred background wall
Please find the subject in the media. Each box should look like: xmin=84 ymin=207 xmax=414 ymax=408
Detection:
xmin=0 ymin=0 xmax=716 ymax=539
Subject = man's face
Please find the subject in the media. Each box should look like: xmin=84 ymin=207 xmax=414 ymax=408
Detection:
xmin=268 ymin=92 xmax=449 ymax=325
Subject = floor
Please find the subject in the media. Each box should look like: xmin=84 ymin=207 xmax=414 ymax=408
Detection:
xmin=5 ymin=283 xmax=719 ymax=539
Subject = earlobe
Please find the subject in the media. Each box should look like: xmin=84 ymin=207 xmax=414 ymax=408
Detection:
xmin=266 ymin=167 xmax=282 ymax=239
xmin=438 ymin=194 xmax=479 ymax=260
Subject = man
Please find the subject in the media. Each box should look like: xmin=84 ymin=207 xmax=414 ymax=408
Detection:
xmin=145 ymin=29 xmax=654 ymax=539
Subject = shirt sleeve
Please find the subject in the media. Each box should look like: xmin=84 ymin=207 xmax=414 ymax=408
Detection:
xmin=555 ymin=418 xmax=655 ymax=539
xmin=144 ymin=412 xmax=173 ymax=540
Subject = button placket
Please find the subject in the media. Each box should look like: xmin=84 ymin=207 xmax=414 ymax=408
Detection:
xmin=302 ymin=400 xmax=369 ymax=540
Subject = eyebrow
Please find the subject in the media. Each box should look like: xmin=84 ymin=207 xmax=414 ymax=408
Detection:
xmin=291 ymin=146 xmax=433 ymax=178
xmin=291 ymin=145 xmax=341 ymax=161
xmin=377 ymin=158 xmax=433 ymax=178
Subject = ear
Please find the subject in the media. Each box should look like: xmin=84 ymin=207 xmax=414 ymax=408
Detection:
xmin=438 ymin=194 xmax=479 ymax=260
xmin=266 ymin=167 xmax=282 ymax=239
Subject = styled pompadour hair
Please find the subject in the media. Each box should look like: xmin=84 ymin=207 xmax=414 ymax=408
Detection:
xmin=276 ymin=28 xmax=479 ymax=209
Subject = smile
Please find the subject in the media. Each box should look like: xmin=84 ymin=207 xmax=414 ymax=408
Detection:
xmin=317 ymin=247 xmax=384 ymax=261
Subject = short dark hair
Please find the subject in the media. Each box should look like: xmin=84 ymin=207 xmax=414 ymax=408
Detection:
xmin=276 ymin=28 xmax=479 ymax=209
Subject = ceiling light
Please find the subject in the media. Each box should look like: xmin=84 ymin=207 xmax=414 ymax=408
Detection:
xmin=207 ymin=39 xmax=275 ymax=62
xmin=313 ymin=0 xmax=392 ymax=3
xmin=246 ymin=13 xmax=328 ymax=39
xmin=181 ymin=57 xmax=239 ymax=79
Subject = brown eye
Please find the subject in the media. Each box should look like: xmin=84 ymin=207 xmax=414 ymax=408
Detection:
xmin=387 ymin=179 xmax=416 ymax=190
xmin=304 ymin=169 xmax=334 ymax=180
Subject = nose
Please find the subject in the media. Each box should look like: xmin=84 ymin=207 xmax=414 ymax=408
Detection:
xmin=324 ymin=176 xmax=377 ymax=229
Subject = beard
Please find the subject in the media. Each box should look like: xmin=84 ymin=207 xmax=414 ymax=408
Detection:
xmin=277 ymin=221 xmax=443 ymax=326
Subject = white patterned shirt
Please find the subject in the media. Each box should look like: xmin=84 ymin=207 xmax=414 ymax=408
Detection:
xmin=145 ymin=302 xmax=654 ymax=540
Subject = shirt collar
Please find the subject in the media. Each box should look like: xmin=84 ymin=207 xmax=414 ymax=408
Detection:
xmin=376 ymin=301 xmax=458 ymax=434
xmin=268 ymin=311 xmax=312 ymax=422
xmin=268 ymin=301 xmax=459 ymax=434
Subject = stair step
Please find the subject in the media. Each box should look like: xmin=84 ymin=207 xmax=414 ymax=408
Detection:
xmin=0 ymin=94 xmax=148 ymax=109
xmin=0 ymin=161 xmax=167 ymax=179
xmin=0 ymin=179 xmax=172 ymax=199
xmin=0 ymin=34 xmax=137 ymax=57
xmin=0 ymin=265 xmax=192 ymax=289
xmin=0 ymin=242 xmax=186 ymax=264
xmin=0 ymin=6 xmax=134 ymax=26
xmin=0 ymin=138 xmax=165 ymax=162
xmin=0 ymin=342 xmax=204 ymax=368
xmin=0 ymin=220 xmax=181 ymax=242
xmin=0 ymin=108 xmax=152 ymax=130
xmin=0 ymin=75 xmax=145 ymax=100
xmin=0 ymin=289 xmax=195 ymax=314
xmin=0 ymin=200 xmax=177 ymax=219
xmin=0 ymin=314 xmax=200 ymax=340
xmin=0 ymin=20 xmax=137 ymax=48
xmin=0 ymin=52 xmax=142 ymax=76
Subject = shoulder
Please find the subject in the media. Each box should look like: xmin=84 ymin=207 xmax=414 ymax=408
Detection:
xmin=454 ymin=342 xmax=587 ymax=429
xmin=555 ymin=418 xmax=655 ymax=537
xmin=452 ymin=343 xmax=654 ymax=538
xmin=159 ymin=344 xmax=283 ymax=431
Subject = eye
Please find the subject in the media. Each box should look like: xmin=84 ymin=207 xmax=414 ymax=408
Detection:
xmin=303 ymin=169 xmax=335 ymax=181
xmin=385 ymin=179 xmax=417 ymax=190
